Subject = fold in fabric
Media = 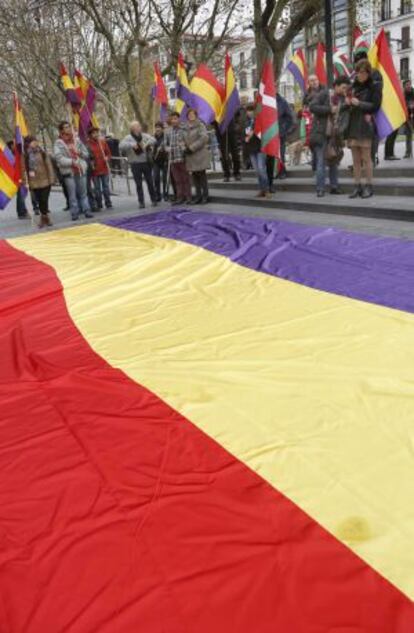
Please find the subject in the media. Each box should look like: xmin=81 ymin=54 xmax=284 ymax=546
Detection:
xmin=107 ymin=210 xmax=414 ymax=313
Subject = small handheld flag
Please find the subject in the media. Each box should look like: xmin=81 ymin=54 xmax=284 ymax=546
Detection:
xmin=176 ymin=52 xmax=193 ymax=118
xmin=353 ymin=26 xmax=370 ymax=58
xmin=254 ymin=58 xmax=280 ymax=158
xmin=152 ymin=62 xmax=169 ymax=122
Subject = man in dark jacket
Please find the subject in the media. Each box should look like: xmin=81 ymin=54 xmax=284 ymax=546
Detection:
xmin=403 ymin=79 xmax=414 ymax=158
xmin=305 ymin=75 xmax=340 ymax=197
xmin=214 ymin=118 xmax=242 ymax=182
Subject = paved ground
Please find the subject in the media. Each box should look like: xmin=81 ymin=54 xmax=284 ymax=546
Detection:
xmin=2 ymin=140 xmax=414 ymax=241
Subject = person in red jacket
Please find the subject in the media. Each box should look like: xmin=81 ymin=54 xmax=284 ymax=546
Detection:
xmin=87 ymin=127 xmax=113 ymax=209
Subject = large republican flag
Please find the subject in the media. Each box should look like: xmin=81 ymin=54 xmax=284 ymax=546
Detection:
xmin=1 ymin=209 xmax=414 ymax=631
xmin=369 ymin=28 xmax=408 ymax=139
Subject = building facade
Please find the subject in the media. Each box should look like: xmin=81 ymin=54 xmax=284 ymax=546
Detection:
xmin=378 ymin=0 xmax=414 ymax=81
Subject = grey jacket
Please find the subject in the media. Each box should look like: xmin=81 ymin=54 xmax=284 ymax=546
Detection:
xmin=119 ymin=133 xmax=155 ymax=164
xmin=184 ymin=120 xmax=210 ymax=172
xmin=53 ymin=137 xmax=89 ymax=176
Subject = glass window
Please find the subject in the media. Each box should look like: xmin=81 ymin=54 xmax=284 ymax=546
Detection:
xmin=169 ymin=87 xmax=176 ymax=99
xmin=251 ymin=68 xmax=257 ymax=87
xmin=400 ymin=57 xmax=410 ymax=80
xmin=240 ymin=52 xmax=245 ymax=65
xmin=240 ymin=72 xmax=247 ymax=89
xmin=402 ymin=25 xmax=411 ymax=48
xmin=251 ymin=48 xmax=257 ymax=65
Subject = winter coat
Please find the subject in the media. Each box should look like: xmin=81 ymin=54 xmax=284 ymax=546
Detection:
xmin=277 ymin=94 xmax=295 ymax=139
xmin=153 ymin=133 xmax=168 ymax=166
xmin=307 ymin=86 xmax=331 ymax=147
xmin=184 ymin=120 xmax=210 ymax=172
xmin=88 ymin=138 xmax=111 ymax=176
xmin=341 ymin=77 xmax=381 ymax=141
xmin=54 ymin=137 xmax=89 ymax=176
xmin=244 ymin=117 xmax=261 ymax=154
xmin=405 ymin=88 xmax=414 ymax=121
xmin=119 ymin=133 xmax=155 ymax=164
xmin=26 ymin=149 xmax=55 ymax=190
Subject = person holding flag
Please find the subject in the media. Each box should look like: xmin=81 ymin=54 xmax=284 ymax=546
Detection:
xmin=215 ymin=53 xmax=242 ymax=182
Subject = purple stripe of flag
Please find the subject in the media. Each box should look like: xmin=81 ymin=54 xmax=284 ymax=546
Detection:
xmin=191 ymin=95 xmax=215 ymax=125
xmin=106 ymin=210 xmax=414 ymax=314
xmin=0 ymin=190 xmax=12 ymax=210
xmin=219 ymin=88 xmax=240 ymax=134
xmin=287 ymin=62 xmax=306 ymax=93
xmin=375 ymin=108 xmax=394 ymax=140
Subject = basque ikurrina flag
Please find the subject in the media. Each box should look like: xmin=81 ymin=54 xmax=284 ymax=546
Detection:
xmin=2 ymin=208 xmax=414 ymax=631
xmin=286 ymin=48 xmax=308 ymax=93
xmin=217 ymin=53 xmax=240 ymax=133
xmin=191 ymin=63 xmax=225 ymax=125
xmin=254 ymin=58 xmax=280 ymax=157
xmin=353 ymin=25 xmax=370 ymax=57
xmin=369 ymin=28 xmax=408 ymax=139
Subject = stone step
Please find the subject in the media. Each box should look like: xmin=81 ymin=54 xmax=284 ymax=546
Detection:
xmin=208 ymin=165 xmax=414 ymax=180
xmin=208 ymin=187 xmax=414 ymax=223
xmin=210 ymin=178 xmax=414 ymax=197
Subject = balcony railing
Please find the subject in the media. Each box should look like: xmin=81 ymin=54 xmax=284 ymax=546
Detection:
xmin=400 ymin=3 xmax=413 ymax=15
xmin=398 ymin=38 xmax=412 ymax=50
xmin=400 ymin=70 xmax=412 ymax=81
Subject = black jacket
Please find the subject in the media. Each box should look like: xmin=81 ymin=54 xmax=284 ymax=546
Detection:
xmin=277 ymin=94 xmax=295 ymax=138
xmin=307 ymin=86 xmax=331 ymax=147
xmin=341 ymin=77 xmax=381 ymax=140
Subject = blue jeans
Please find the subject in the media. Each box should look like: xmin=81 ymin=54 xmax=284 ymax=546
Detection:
xmin=314 ymin=143 xmax=338 ymax=191
xmin=250 ymin=152 xmax=269 ymax=192
xmin=93 ymin=175 xmax=111 ymax=208
xmin=65 ymin=174 xmax=90 ymax=219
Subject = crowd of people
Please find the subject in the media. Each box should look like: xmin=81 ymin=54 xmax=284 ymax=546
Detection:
xmin=11 ymin=48 xmax=414 ymax=228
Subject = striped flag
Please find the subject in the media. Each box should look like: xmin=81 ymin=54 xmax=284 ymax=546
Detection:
xmin=175 ymin=52 xmax=193 ymax=118
xmin=368 ymin=28 xmax=408 ymax=139
xmin=59 ymin=62 xmax=82 ymax=109
xmin=0 ymin=139 xmax=18 ymax=210
xmin=315 ymin=42 xmax=327 ymax=84
xmin=353 ymin=25 xmax=370 ymax=57
xmin=74 ymin=69 xmax=99 ymax=141
xmin=217 ymin=53 xmax=240 ymax=133
xmin=286 ymin=48 xmax=309 ymax=93
xmin=254 ymin=58 xmax=280 ymax=157
xmin=152 ymin=61 xmax=169 ymax=122
xmin=13 ymin=92 xmax=28 ymax=198
xmin=190 ymin=64 xmax=225 ymax=125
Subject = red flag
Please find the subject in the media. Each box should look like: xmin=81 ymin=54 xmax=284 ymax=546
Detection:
xmin=254 ymin=58 xmax=280 ymax=157
xmin=315 ymin=43 xmax=327 ymax=85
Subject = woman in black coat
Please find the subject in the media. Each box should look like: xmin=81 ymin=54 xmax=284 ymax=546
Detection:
xmin=341 ymin=60 xmax=381 ymax=198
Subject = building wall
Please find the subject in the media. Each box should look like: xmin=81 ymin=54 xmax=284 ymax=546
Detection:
xmin=378 ymin=0 xmax=414 ymax=81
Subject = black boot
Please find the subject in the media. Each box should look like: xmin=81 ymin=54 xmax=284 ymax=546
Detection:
xmin=349 ymin=185 xmax=363 ymax=199
xmin=361 ymin=184 xmax=373 ymax=198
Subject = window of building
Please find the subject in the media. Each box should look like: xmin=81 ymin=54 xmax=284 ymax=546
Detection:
xmin=251 ymin=48 xmax=257 ymax=65
xmin=251 ymin=68 xmax=257 ymax=87
xmin=401 ymin=25 xmax=411 ymax=49
xmin=400 ymin=57 xmax=410 ymax=80
xmin=169 ymin=87 xmax=176 ymax=99
xmin=381 ymin=0 xmax=391 ymax=20
xmin=240 ymin=51 xmax=245 ymax=65
xmin=401 ymin=0 xmax=412 ymax=15
xmin=385 ymin=30 xmax=391 ymax=46
xmin=240 ymin=72 xmax=247 ymax=89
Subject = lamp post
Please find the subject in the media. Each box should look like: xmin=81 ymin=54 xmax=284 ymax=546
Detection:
xmin=324 ymin=0 xmax=334 ymax=87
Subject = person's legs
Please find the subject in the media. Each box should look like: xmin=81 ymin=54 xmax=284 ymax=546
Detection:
xmin=131 ymin=163 xmax=145 ymax=205
xmin=219 ymin=134 xmax=231 ymax=180
xmin=384 ymin=129 xmax=398 ymax=158
xmin=16 ymin=188 xmax=28 ymax=218
xmin=349 ymin=146 xmax=363 ymax=197
xmin=101 ymin=174 xmax=112 ymax=207
xmin=153 ymin=164 xmax=161 ymax=200
xmin=266 ymin=156 xmax=275 ymax=191
xmin=405 ymin=122 xmax=412 ymax=158
xmin=314 ymin=144 xmax=326 ymax=193
xmin=182 ymin=164 xmax=192 ymax=201
xmin=200 ymin=170 xmax=209 ymax=201
xmin=192 ymin=171 xmax=202 ymax=201
xmin=171 ymin=163 xmax=184 ymax=201
xmin=64 ymin=176 xmax=80 ymax=219
xmin=93 ymin=176 xmax=103 ymax=209
xmin=35 ymin=187 xmax=52 ymax=226
xmin=250 ymin=152 xmax=267 ymax=193
xmin=161 ymin=164 xmax=168 ymax=199
xmin=142 ymin=162 xmax=157 ymax=203
xmin=229 ymin=134 xmax=241 ymax=178
xmin=75 ymin=174 xmax=92 ymax=216
xmin=328 ymin=163 xmax=339 ymax=190
xmin=360 ymin=145 xmax=374 ymax=197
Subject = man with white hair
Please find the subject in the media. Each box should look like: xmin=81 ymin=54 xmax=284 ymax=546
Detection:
xmin=120 ymin=121 xmax=157 ymax=209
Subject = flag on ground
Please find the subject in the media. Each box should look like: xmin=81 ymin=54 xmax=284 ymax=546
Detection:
xmin=152 ymin=62 xmax=169 ymax=122
xmin=2 ymin=210 xmax=414 ymax=630
xmin=254 ymin=57 xmax=280 ymax=157
xmin=175 ymin=52 xmax=193 ymax=119
xmin=368 ymin=28 xmax=408 ymax=139
xmin=217 ymin=53 xmax=240 ymax=133
xmin=287 ymin=48 xmax=308 ymax=93
xmin=190 ymin=64 xmax=225 ymax=125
